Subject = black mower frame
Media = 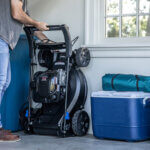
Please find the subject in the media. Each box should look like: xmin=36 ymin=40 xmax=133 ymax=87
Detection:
xmin=24 ymin=25 xmax=73 ymax=135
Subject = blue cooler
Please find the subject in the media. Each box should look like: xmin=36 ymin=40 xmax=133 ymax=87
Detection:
xmin=91 ymin=91 xmax=150 ymax=141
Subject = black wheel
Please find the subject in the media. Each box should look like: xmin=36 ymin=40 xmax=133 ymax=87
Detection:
xmin=19 ymin=102 xmax=33 ymax=134
xmin=72 ymin=110 xmax=89 ymax=136
xmin=75 ymin=48 xmax=91 ymax=67
xmin=57 ymin=121 xmax=71 ymax=137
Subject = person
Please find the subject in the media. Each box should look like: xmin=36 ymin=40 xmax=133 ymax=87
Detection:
xmin=0 ymin=0 xmax=50 ymax=142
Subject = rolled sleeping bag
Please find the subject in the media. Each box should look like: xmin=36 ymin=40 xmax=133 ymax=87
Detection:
xmin=102 ymin=74 xmax=150 ymax=92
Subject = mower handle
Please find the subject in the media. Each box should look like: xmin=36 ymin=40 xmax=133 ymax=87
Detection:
xmin=27 ymin=25 xmax=67 ymax=31
xmin=24 ymin=24 xmax=72 ymax=58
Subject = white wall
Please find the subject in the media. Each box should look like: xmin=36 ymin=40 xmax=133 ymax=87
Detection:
xmin=28 ymin=0 xmax=85 ymax=48
xmin=28 ymin=0 xmax=150 ymax=134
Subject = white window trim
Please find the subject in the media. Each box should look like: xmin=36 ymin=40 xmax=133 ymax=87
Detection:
xmin=85 ymin=0 xmax=150 ymax=47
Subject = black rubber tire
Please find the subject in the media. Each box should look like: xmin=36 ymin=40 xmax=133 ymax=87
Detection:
xmin=19 ymin=103 xmax=33 ymax=134
xmin=72 ymin=110 xmax=89 ymax=136
xmin=75 ymin=48 xmax=91 ymax=67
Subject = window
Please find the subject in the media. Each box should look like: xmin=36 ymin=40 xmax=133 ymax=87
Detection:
xmin=105 ymin=0 xmax=150 ymax=38
xmin=85 ymin=0 xmax=150 ymax=46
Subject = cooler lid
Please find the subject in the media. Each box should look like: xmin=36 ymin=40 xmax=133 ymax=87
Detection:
xmin=92 ymin=91 xmax=150 ymax=98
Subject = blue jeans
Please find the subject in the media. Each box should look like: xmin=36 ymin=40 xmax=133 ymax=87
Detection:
xmin=0 ymin=39 xmax=11 ymax=128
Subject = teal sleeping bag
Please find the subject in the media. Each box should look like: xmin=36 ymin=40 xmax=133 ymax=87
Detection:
xmin=102 ymin=74 xmax=150 ymax=92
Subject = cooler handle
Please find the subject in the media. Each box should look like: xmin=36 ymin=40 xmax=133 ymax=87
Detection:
xmin=143 ymin=97 xmax=150 ymax=107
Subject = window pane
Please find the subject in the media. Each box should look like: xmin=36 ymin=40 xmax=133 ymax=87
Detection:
xmin=139 ymin=15 xmax=150 ymax=37
xmin=139 ymin=0 xmax=150 ymax=13
xmin=106 ymin=0 xmax=119 ymax=15
xmin=122 ymin=16 xmax=136 ymax=37
xmin=106 ymin=17 xmax=119 ymax=37
xmin=122 ymin=0 xmax=136 ymax=14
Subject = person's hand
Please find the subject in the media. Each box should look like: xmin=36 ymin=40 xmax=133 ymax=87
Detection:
xmin=35 ymin=22 xmax=49 ymax=31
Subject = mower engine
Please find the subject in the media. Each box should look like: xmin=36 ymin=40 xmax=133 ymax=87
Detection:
xmin=32 ymin=69 xmax=66 ymax=103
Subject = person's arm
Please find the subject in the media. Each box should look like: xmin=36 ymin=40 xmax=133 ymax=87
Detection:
xmin=34 ymin=31 xmax=49 ymax=41
xmin=11 ymin=0 xmax=49 ymax=31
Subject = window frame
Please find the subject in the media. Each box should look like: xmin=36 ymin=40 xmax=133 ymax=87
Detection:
xmin=85 ymin=0 xmax=150 ymax=47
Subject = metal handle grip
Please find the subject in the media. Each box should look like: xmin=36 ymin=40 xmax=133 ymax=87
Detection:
xmin=27 ymin=25 xmax=65 ymax=32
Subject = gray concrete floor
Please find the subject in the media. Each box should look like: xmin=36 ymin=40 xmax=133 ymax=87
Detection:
xmin=0 ymin=132 xmax=150 ymax=150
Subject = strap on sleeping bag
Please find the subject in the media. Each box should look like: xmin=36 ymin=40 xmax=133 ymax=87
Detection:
xmin=135 ymin=75 xmax=139 ymax=91
xmin=111 ymin=74 xmax=139 ymax=91
xmin=111 ymin=74 xmax=119 ymax=90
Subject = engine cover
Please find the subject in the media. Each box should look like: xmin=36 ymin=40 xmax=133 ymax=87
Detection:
xmin=32 ymin=70 xmax=66 ymax=103
xmin=38 ymin=74 xmax=55 ymax=97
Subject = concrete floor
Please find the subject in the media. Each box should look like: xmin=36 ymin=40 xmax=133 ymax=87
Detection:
xmin=0 ymin=132 xmax=150 ymax=150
